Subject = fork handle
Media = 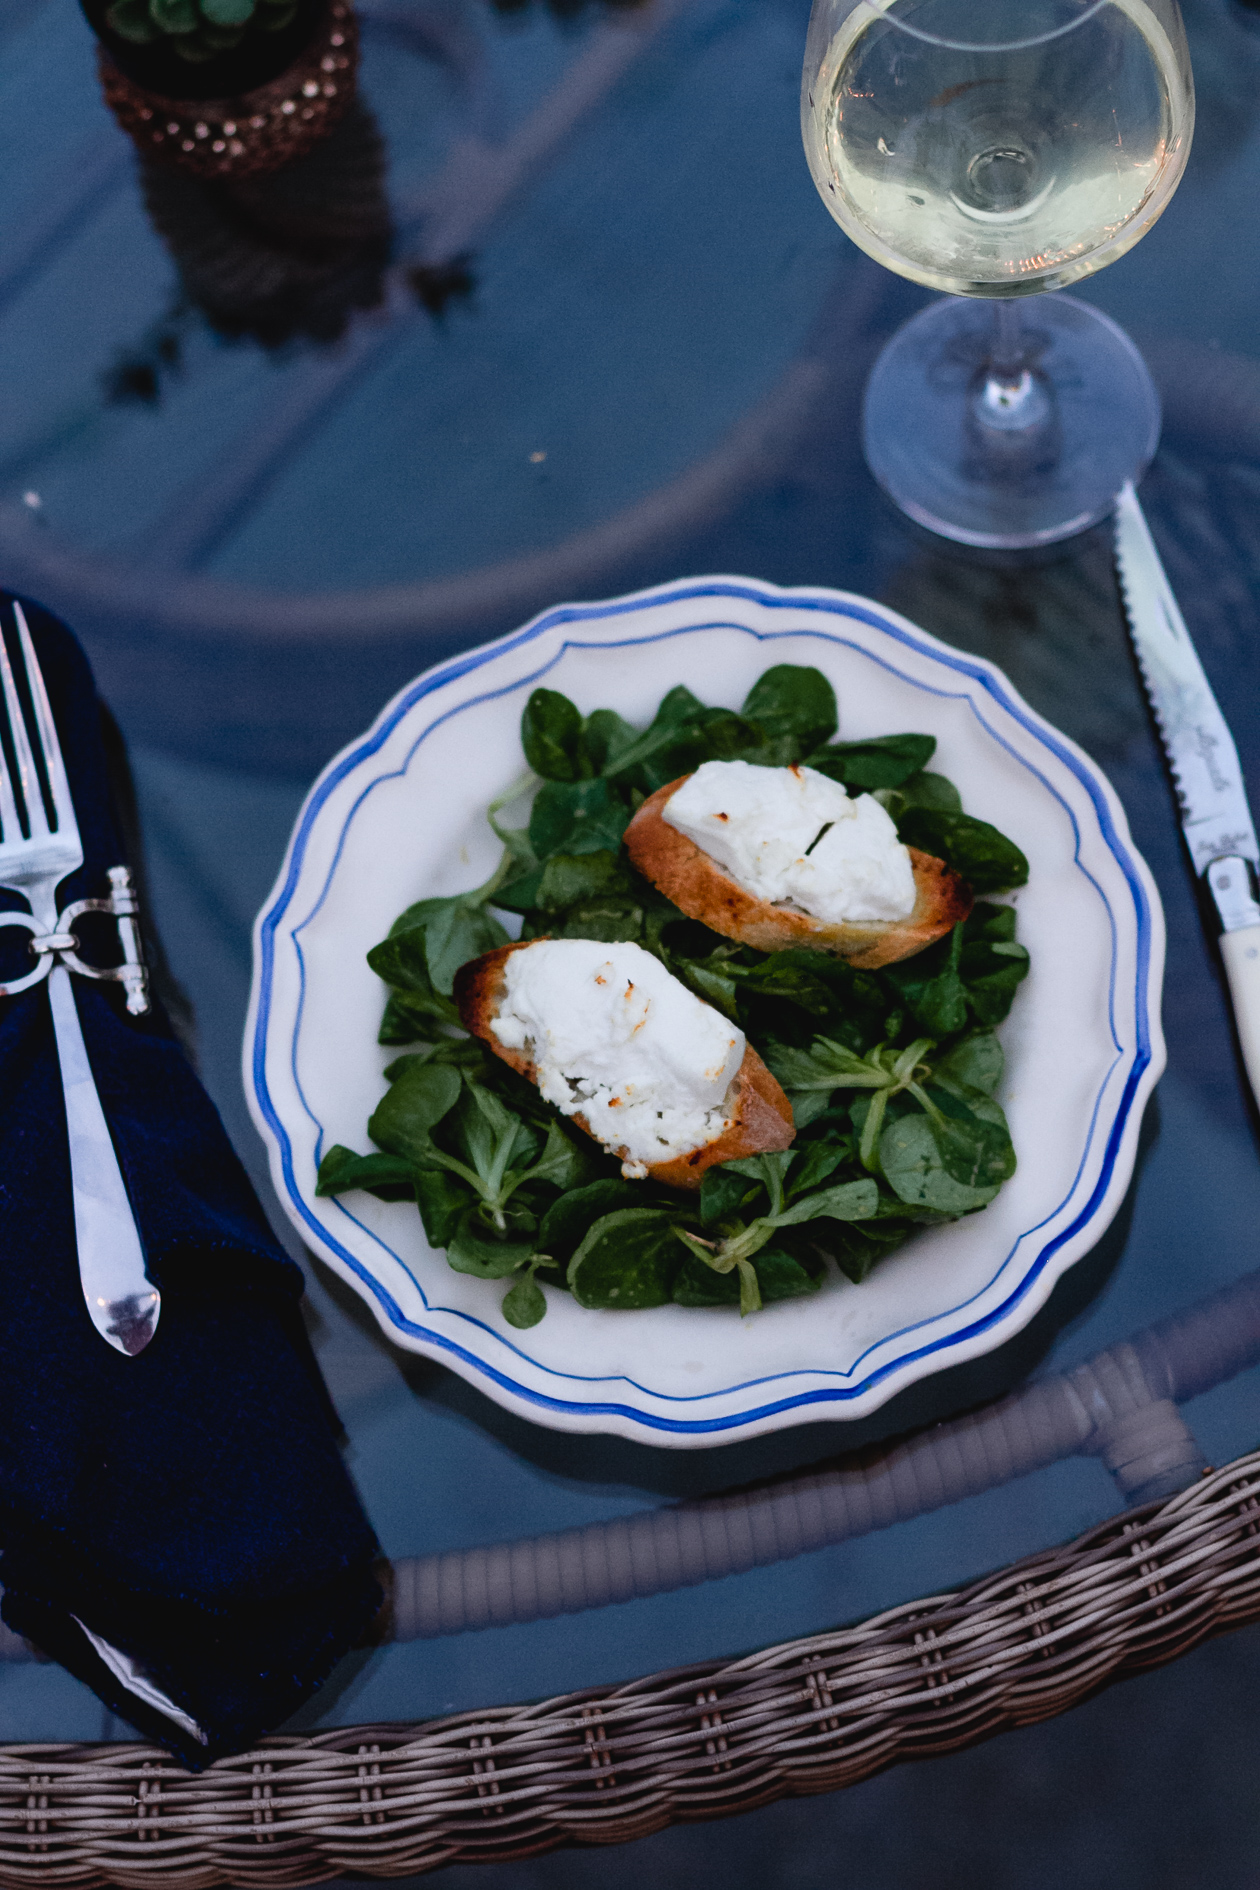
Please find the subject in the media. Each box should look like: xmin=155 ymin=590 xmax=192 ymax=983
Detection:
xmin=47 ymin=965 xmax=160 ymax=1357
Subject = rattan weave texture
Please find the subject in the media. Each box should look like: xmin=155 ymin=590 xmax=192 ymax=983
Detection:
xmin=0 ymin=1448 xmax=1257 ymax=1886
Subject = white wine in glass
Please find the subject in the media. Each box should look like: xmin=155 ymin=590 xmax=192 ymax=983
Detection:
xmin=801 ymin=0 xmax=1194 ymax=545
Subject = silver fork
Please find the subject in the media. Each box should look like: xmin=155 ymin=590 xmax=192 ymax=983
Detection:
xmin=0 ymin=604 xmax=160 ymax=1356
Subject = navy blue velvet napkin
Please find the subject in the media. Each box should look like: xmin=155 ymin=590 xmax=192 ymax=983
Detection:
xmin=0 ymin=597 xmax=381 ymax=1767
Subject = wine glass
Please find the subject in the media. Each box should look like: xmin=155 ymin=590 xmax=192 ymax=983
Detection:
xmin=801 ymin=0 xmax=1194 ymax=547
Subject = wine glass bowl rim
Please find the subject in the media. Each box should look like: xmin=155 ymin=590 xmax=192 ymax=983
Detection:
xmin=831 ymin=0 xmax=1127 ymax=59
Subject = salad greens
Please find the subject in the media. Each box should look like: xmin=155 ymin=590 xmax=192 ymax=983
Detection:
xmin=318 ymin=665 xmax=1030 ymax=1328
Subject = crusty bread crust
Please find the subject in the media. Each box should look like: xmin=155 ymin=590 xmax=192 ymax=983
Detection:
xmin=623 ymin=775 xmax=972 ymax=970
xmin=453 ymin=940 xmax=794 ymax=1192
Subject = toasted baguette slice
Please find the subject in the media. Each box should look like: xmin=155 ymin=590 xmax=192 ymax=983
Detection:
xmin=624 ymin=775 xmax=972 ymax=970
xmin=454 ymin=939 xmax=794 ymax=1192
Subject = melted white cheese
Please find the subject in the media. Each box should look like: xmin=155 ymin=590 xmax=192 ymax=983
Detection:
xmin=664 ymin=759 xmax=916 ymax=924
xmin=490 ymin=939 xmax=745 ymax=1176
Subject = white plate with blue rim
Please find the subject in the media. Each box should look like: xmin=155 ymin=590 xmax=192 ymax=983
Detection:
xmin=245 ymin=576 xmax=1165 ymax=1448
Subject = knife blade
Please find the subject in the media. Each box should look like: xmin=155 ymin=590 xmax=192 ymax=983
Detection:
xmin=1114 ymin=479 xmax=1260 ymax=1106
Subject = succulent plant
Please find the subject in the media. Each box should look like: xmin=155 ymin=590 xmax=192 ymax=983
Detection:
xmin=104 ymin=0 xmax=299 ymax=62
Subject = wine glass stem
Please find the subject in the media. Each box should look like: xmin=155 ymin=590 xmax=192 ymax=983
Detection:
xmin=967 ymin=295 xmax=1057 ymax=468
xmin=991 ymin=299 xmax=1025 ymax=379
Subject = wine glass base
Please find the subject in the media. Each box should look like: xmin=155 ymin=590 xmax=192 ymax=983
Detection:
xmin=862 ymin=294 xmax=1161 ymax=551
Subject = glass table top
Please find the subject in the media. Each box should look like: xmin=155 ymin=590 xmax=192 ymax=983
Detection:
xmin=1 ymin=0 xmax=1259 ymax=1744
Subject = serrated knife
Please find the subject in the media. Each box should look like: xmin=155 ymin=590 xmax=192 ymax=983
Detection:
xmin=1115 ymin=479 xmax=1260 ymax=1106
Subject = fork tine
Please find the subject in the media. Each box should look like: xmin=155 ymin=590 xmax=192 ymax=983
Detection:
xmin=0 ymin=610 xmax=44 ymax=842
xmin=11 ymin=603 xmax=64 ymax=840
xmin=0 ymin=672 xmax=22 ymax=850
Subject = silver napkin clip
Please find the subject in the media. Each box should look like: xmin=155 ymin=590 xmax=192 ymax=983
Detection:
xmin=0 ymin=865 xmax=150 ymax=1014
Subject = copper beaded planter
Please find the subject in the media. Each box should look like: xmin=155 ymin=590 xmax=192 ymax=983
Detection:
xmin=97 ymin=0 xmax=358 ymax=181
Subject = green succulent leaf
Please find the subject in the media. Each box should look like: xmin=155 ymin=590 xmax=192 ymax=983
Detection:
xmin=198 ymin=0 xmax=255 ymax=22
xmin=149 ymin=0 xmax=199 ymax=32
xmin=106 ymin=0 xmax=158 ymax=42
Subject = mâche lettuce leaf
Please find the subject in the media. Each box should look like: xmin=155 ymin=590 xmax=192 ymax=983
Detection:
xmin=317 ymin=666 xmax=1029 ymax=1326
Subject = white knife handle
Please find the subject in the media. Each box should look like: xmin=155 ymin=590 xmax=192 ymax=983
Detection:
xmin=1220 ymin=925 xmax=1260 ymax=1111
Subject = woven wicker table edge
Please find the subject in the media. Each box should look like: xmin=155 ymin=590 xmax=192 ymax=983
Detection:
xmin=0 ymin=1447 xmax=1257 ymax=1885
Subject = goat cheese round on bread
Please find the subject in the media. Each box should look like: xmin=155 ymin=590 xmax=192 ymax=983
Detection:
xmin=662 ymin=760 xmax=916 ymax=924
xmin=489 ymin=938 xmax=745 ymax=1174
